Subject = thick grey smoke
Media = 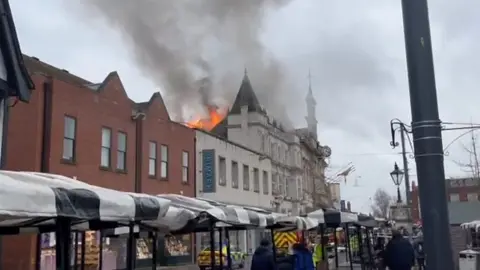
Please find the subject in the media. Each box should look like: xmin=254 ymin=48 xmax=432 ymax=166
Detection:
xmin=77 ymin=0 xmax=294 ymax=124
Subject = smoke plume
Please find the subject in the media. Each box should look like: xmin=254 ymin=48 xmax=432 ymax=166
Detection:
xmin=76 ymin=0 xmax=294 ymax=124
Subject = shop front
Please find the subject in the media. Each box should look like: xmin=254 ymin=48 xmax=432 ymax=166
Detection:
xmin=38 ymin=231 xmax=194 ymax=270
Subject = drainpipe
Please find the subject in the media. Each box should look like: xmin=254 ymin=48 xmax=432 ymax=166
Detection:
xmin=36 ymin=77 xmax=53 ymax=270
xmin=193 ymin=136 xmax=197 ymax=197
xmin=40 ymin=77 xmax=53 ymax=173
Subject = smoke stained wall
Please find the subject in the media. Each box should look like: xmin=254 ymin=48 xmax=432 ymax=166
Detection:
xmin=75 ymin=0 xmax=294 ymax=125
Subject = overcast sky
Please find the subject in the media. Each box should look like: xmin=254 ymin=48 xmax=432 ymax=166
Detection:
xmin=11 ymin=0 xmax=480 ymax=213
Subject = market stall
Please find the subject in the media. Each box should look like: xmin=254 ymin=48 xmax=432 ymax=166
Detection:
xmin=0 ymin=170 xmax=179 ymax=270
xmin=307 ymin=208 xmax=361 ymax=270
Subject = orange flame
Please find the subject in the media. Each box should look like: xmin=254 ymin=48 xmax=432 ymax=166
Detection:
xmin=187 ymin=106 xmax=227 ymax=131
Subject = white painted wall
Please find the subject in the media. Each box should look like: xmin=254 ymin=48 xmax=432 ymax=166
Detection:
xmin=195 ymin=130 xmax=274 ymax=253
xmin=329 ymin=183 xmax=341 ymax=203
xmin=196 ymin=130 xmax=273 ymax=208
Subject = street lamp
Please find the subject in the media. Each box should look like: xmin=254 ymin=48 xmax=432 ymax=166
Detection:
xmin=390 ymin=162 xmax=404 ymax=203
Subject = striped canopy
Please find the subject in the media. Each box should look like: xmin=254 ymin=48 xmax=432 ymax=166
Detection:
xmin=0 ymin=171 xmax=172 ymax=233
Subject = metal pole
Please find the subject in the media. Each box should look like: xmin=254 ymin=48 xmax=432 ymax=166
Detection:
xmin=401 ymin=0 xmax=454 ymax=269
xmin=400 ymin=124 xmax=411 ymax=204
xmin=396 ymin=186 xmax=402 ymax=204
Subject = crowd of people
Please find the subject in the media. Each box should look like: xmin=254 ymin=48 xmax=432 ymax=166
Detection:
xmin=250 ymin=229 xmax=425 ymax=270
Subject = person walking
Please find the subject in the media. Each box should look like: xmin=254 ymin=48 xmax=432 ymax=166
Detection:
xmin=374 ymin=237 xmax=386 ymax=270
xmin=250 ymin=239 xmax=277 ymax=270
xmin=292 ymin=240 xmax=315 ymax=270
xmin=312 ymin=236 xmax=324 ymax=270
xmin=413 ymin=234 xmax=425 ymax=270
xmin=383 ymin=230 xmax=415 ymax=270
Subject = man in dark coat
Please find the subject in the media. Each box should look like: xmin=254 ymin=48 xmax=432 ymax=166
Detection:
xmin=251 ymin=239 xmax=277 ymax=270
xmin=384 ymin=230 xmax=415 ymax=270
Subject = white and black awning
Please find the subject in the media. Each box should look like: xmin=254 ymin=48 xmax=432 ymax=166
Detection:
xmin=196 ymin=198 xmax=276 ymax=228
xmin=273 ymin=214 xmax=318 ymax=231
xmin=158 ymin=195 xmax=276 ymax=229
xmin=0 ymin=171 xmax=171 ymax=233
xmin=307 ymin=209 xmax=359 ymax=226
xmin=461 ymin=220 xmax=480 ymax=231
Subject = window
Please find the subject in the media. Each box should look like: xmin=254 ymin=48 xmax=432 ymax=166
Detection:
xmin=231 ymin=161 xmax=239 ymax=189
xmin=149 ymin=142 xmax=157 ymax=176
xmin=263 ymin=171 xmax=269 ymax=195
xmin=182 ymin=151 xmax=189 ymax=183
xmin=101 ymin=127 xmax=112 ymax=168
xmin=164 ymin=235 xmax=191 ymax=256
xmin=449 ymin=193 xmax=460 ymax=202
xmin=272 ymin=173 xmax=278 ymax=195
xmin=467 ymin=193 xmax=478 ymax=201
xmin=297 ymin=179 xmax=302 ymax=200
xmin=116 ymin=132 xmax=127 ymax=171
xmin=253 ymin=168 xmax=260 ymax=193
xmin=160 ymin=145 xmax=168 ymax=178
xmin=63 ymin=116 xmax=76 ymax=161
xmin=278 ymin=175 xmax=285 ymax=196
xmin=219 ymin=157 xmax=226 ymax=186
xmin=243 ymin=165 xmax=250 ymax=191
xmin=283 ymin=176 xmax=292 ymax=196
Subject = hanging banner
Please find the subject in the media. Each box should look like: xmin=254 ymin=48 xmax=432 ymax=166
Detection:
xmin=202 ymin=149 xmax=216 ymax=193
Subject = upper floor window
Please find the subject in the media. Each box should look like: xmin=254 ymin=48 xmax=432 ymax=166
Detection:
xmin=116 ymin=132 xmax=127 ymax=171
xmin=243 ymin=165 xmax=250 ymax=191
xmin=219 ymin=156 xmax=227 ymax=186
xmin=272 ymin=173 xmax=278 ymax=195
xmin=285 ymin=175 xmax=290 ymax=196
xmin=182 ymin=151 xmax=189 ymax=183
xmin=148 ymin=141 xmax=157 ymax=177
xmin=263 ymin=171 xmax=269 ymax=195
xmin=63 ymin=116 xmax=76 ymax=161
xmin=101 ymin=127 xmax=112 ymax=168
xmin=278 ymin=175 xmax=285 ymax=196
xmin=467 ymin=193 xmax=478 ymax=201
xmin=160 ymin=145 xmax=168 ymax=179
xmin=449 ymin=193 xmax=460 ymax=202
xmin=253 ymin=168 xmax=260 ymax=193
xmin=231 ymin=161 xmax=239 ymax=189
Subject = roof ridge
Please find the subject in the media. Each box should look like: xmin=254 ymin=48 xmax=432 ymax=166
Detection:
xmin=23 ymin=54 xmax=93 ymax=85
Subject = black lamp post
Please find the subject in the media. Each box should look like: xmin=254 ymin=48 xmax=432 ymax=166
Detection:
xmin=390 ymin=162 xmax=404 ymax=203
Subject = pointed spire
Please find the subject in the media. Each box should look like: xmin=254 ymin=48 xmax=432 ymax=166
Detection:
xmin=230 ymin=69 xmax=262 ymax=115
xmin=306 ymin=69 xmax=315 ymax=104
xmin=305 ymin=69 xmax=317 ymax=139
xmin=308 ymin=68 xmax=313 ymax=95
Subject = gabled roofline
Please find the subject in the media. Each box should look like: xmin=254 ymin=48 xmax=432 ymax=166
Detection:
xmin=0 ymin=0 xmax=34 ymax=101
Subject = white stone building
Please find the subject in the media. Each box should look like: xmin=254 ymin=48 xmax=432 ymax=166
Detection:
xmin=328 ymin=183 xmax=341 ymax=209
xmin=195 ymin=129 xmax=273 ymax=253
xmin=210 ymin=71 xmax=332 ymax=215
xmin=196 ymin=129 xmax=273 ymax=209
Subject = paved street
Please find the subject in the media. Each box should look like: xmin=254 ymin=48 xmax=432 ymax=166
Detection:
xmin=328 ymin=251 xmax=362 ymax=270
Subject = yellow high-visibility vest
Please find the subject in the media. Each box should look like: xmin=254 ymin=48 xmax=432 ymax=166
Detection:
xmin=313 ymin=244 xmax=323 ymax=264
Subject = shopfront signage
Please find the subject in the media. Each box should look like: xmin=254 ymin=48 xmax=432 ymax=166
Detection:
xmin=202 ymin=149 xmax=216 ymax=193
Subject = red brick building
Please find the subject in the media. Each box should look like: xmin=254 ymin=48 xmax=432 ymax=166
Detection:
xmin=411 ymin=177 xmax=480 ymax=222
xmin=2 ymin=56 xmax=195 ymax=270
